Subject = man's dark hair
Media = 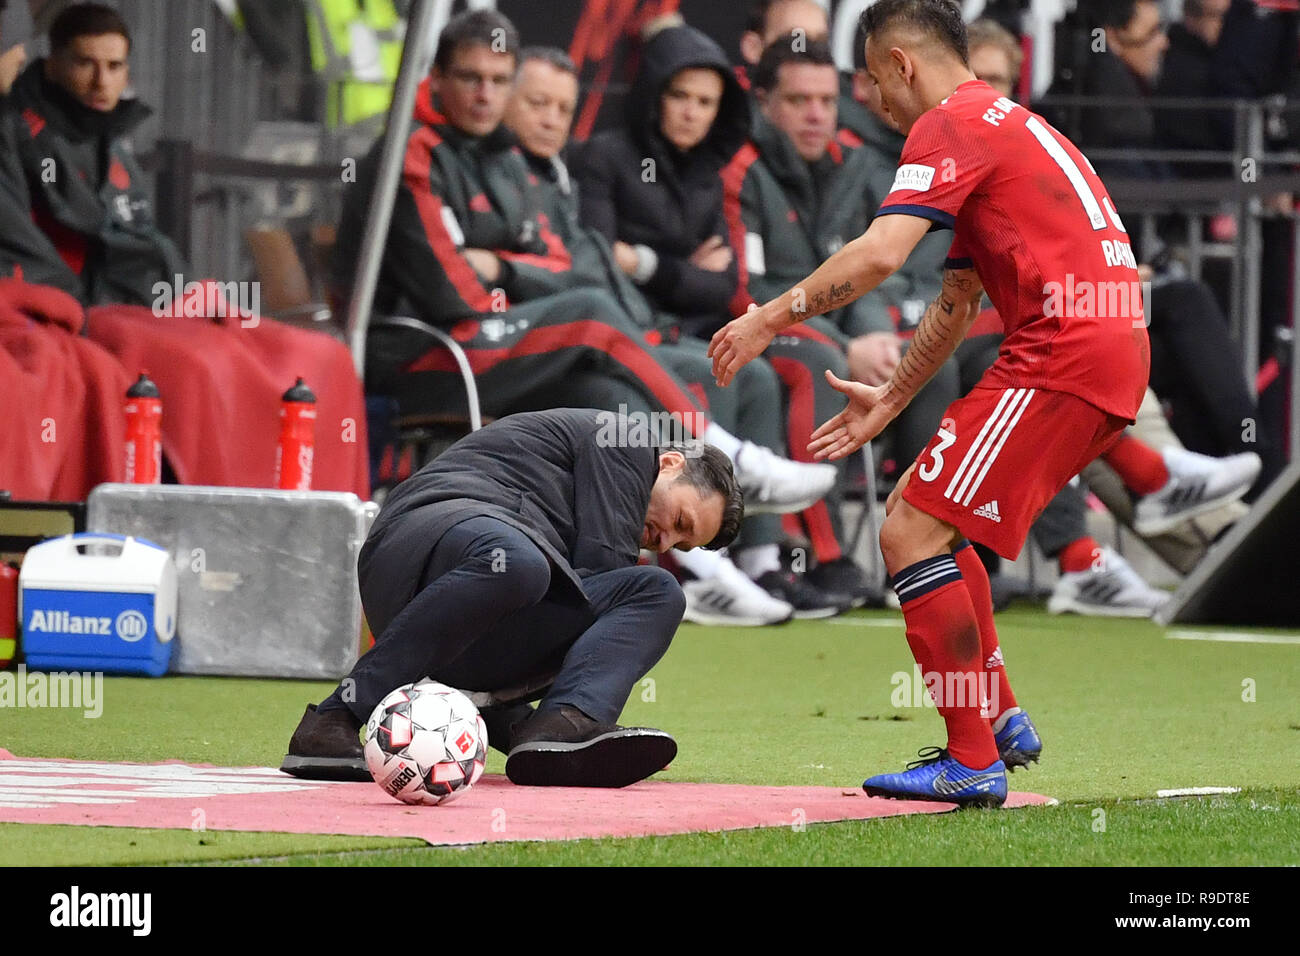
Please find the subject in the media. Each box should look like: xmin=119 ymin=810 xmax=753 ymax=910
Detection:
xmin=1092 ymin=0 xmax=1142 ymax=31
xmin=753 ymin=36 xmax=835 ymax=92
xmin=517 ymin=45 xmax=576 ymax=78
xmin=745 ymin=0 xmax=781 ymax=35
xmin=433 ymin=9 xmax=519 ymax=73
xmin=49 ymin=3 xmax=132 ymax=54
xmin=666 ymin=443 xmax=743 ymax=551
xmin=858 ymin=0 xmax=968 ymax=65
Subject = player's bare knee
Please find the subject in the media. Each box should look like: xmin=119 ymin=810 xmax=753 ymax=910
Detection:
xmin=880 ymin=500 xmax=954 ymax=574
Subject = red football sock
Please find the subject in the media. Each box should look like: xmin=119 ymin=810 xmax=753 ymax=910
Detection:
xmin=892 ymin=554 xmax=999 ymax=768
xmin=1103 ymin=435 xmax=1169 ymax=495
xmin=1057 ymin=535 xmax=1101 ymax=574
xmin=951 ymin=542 xmax=1019 ymax=726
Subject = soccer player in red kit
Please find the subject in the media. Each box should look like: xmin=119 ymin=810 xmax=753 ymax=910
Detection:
xmin=709 ymin=0 xmax=1149 ymax=806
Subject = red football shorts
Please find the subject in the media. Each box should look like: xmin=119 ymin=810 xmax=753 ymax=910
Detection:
xmin=901 ymin=386 xmax=1129 ymax=560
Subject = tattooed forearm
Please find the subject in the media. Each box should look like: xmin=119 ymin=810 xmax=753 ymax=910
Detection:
xmin=797 ymin=280 xmax=857 ymax=323
xmin=880 ymin=287 xmax=976 ymax=408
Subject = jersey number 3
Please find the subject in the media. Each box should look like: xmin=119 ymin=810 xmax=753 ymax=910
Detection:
xmin=918 ymin=428 xmax=957 ymax=482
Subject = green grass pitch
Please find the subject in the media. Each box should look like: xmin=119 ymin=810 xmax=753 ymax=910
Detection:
xmin=2 ymin=607 xmax=1297 ymax=866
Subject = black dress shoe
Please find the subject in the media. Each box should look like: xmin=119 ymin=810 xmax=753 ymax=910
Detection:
xmin=279 ymin=704 xmax=371 ymax=781
xmin=505 ymin=705 xmax=677 ymax=788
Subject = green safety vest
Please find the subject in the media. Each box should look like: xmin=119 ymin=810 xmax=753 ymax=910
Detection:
xmin=305 ymin=0 xmax=405 ymax=128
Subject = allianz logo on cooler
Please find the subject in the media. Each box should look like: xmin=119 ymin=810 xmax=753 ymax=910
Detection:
xmin=24 ymin=608 xmax=150 ymax=642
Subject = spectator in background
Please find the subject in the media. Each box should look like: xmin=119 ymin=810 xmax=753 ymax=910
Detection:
xmin=8 ymin=3 xmax=186 ymax=305
xmin=733 ymin=0 xmax=881 ymax=159
xmin=576 ymin=24 xmax=747 ymax=338
xmin=966 ymin=17 xmax=1022 ymax=100
xmin=6 ymin=3 xmax=369 ymax=496
xmin=1212 ymin=0 xmax=1300 ymax=108
xmin=1046 ymin=0 xmax=1172 ymax=181
xmin=1155 ymin=0 xmax=1235 ymax=175
xmin=575 ymin=24 xmax=873 ymax=614
xmin=500 ymin=45 xmax=847 ymax=624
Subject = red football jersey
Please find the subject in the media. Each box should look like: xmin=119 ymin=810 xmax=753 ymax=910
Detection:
xmin=878 ymin=80 xmax=1149 ymax=420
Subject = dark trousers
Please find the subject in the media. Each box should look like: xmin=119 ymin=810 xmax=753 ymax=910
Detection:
xmin=1148 ymin=279 xmax=1278 ymax=484
xmin=320 ymin=513 xmax=684 ymax=726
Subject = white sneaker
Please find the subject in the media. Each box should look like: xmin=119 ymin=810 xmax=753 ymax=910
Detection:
xmin=733 ymin=441 xmax=836 ymax=515
xmin=1047 ymin=548 xmax=1169 ymax=618
xmin=1133 ymin=448 xmax=1261 ymax=537
xmin=681 ymin=555 xmax=794 ymax=626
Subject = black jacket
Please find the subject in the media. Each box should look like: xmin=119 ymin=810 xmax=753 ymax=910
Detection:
xmin=7 ymin=61 xmax=186 ymax=306
xmin=521 ymin=149 xmax=658 ymax=330
xmin=1042 ymin=50 xmax=1173 ymax=182
xmin=361 ymin=408 xmax=659 ymax=605
xmin=574 ymin=25 xmax=750 ymax=334
xmin=1154 ymin=23 xmax=1234 ymax=176
xmin=0 ymin=95 xmax=83 ymax=297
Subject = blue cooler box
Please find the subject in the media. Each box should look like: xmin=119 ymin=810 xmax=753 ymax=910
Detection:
xmin=19 ymin=533 xmax=177 ymax=676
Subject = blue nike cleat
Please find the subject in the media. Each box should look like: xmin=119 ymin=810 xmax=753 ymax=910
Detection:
xmin=863 ymin=747 xmax=1007 ymax=808
xmin=994 ymin=711 xmax=1042 ymax=771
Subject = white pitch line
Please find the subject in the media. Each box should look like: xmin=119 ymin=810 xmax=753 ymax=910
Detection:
xmin=1166 ymin=630 xmax=1300 ymax=646
xmin=1156 ymin=787 xmax=1241 ymax=798
xmin=827 ymin=618 xmax=904 ymax=627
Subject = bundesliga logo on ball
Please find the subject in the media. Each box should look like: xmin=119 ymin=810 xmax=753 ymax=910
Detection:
xmin=364 ymin=679 xmax=488 ymax=805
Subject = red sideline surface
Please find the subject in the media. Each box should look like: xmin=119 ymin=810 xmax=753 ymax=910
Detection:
xmin=0 ymin=751 xmax=1054 ymax=845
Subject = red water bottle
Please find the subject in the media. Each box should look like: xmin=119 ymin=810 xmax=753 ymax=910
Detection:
xmin=275 ymin=376 xmax=317 ymax=490
xmin=124 ymin=372 xmax=162 ymax=484
xmin=0 ymin=562 xmax=17 ymax=668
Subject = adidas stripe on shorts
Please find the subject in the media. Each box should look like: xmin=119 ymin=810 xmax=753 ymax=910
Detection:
xmin=901 ymin=385 xmax=1131 ymax=560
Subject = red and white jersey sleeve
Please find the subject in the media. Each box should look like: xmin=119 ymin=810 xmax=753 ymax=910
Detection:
xmin=877 ymin=107 xmax=995 ymax=232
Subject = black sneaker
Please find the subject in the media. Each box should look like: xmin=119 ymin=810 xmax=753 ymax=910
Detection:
xmin=806 ymin=557 xmax=883 ymax=608
xmin=505 ymin=705 xmax=677 ymax=788
xmin=279 ymin=704 xmax=371 ymax=781
xmin=755 ymin=569 xmax=853 ymax=619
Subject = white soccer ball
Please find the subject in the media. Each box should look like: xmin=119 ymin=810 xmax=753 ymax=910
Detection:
xmin=364 ymin=679 xmax=488 ymax=805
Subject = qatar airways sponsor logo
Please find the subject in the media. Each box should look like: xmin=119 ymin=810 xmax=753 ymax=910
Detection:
xmin=1042 ymin=272 xmax=1151 ymax=327
xmin=890 ymin=163 xmax=936 ymax=193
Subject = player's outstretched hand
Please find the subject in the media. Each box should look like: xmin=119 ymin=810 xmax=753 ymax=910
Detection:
xmin=709 ymin=308 xmax=778 ymax=387
xmin=807 ymin=370 xmax=897 ymax=461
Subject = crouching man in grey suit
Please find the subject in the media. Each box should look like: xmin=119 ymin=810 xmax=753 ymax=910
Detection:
xmin=282 ymin=408 xmax=742 ymax=787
